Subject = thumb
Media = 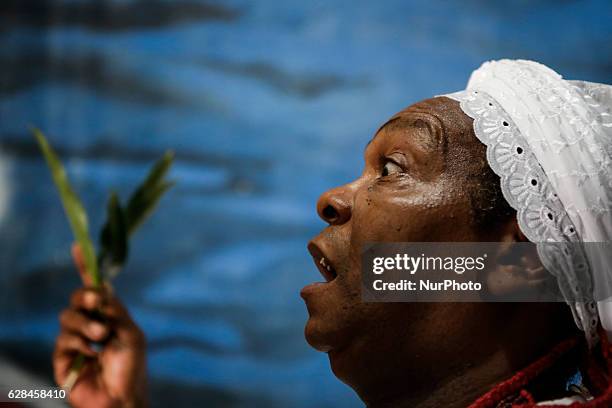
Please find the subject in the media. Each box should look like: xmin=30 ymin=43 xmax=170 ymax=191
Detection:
xmin=71 ymin=243 xmax=93 ymax=287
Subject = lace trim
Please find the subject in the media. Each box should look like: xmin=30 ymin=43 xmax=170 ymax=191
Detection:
xmin=445 ymin=90 xmax=599 ymax=348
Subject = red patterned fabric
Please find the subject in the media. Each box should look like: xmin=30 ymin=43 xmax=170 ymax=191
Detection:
xmin=470 ymin=332 xmax=612 ymax=408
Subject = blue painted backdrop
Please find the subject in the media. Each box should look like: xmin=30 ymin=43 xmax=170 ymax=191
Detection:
xmin=0 ymin=1 xmax=611 ymax=406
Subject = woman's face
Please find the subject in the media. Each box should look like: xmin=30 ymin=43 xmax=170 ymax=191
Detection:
xmin=300 ymin=97 xmax=511 ymax=395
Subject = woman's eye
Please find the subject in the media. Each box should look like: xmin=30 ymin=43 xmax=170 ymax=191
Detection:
xmin=381 ymin=161 xmax=403 ymax=177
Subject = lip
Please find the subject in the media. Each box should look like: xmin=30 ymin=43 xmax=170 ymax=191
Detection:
xmin=301 ymin=240 xmax=338 ymax=298
xmin=308 ymin=241 xmax=338 ymax=283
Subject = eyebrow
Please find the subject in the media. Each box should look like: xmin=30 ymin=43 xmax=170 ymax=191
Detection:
xmin=365 ymin=116 xmax=402 ymax=150
xmin=364 ymin=112 xmax=446 ymax=154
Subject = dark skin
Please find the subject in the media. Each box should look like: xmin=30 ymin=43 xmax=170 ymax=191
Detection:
xmin=54 ymin=97 xmax=575 ymax=407
xmin=301 ymin=97 xmax=575 ymax=407
xmin=53 ymin=244 xmax=146 ymax=408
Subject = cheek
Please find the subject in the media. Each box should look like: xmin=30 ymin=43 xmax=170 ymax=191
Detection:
xmin=350 ymin=182 xmax=444 ymax=243
xmin=349 ymin=178 xmax=477 ymax=249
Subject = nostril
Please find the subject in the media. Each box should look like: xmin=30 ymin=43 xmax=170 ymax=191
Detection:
xmin=317 ymin=188 xmax=352 ymax=225
xmin=322 ymin=205 xmax=338 ymax=222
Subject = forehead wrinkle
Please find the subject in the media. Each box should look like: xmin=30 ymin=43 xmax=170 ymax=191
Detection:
xmin=366 ymin=110 xmax=447 ymax=155
xmin=365 ymin=116 xmax=402 ymax=151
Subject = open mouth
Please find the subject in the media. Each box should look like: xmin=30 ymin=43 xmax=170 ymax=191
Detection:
xmin=308 ymin=242 xmax=338 ymax=283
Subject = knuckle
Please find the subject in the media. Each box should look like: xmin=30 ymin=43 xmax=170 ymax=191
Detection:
xmin=88 ymin=322 xmax=107 ymax=340
xmin=82 ymin=290 xmax=101 ymax=308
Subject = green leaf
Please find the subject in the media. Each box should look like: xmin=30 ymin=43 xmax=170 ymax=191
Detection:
xmin=99 ymin=192 xmax=128 ymax=273
xmin=125 ymin=151 xmax=174 ymax=235
xmin=32 ymin=128 xmax=100 ymax=287
xmin=95 ymin=150 xmax=174 ymax=282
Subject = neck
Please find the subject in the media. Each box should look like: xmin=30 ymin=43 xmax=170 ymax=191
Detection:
xmin=360 ymin=349 xmax=519 ymax=408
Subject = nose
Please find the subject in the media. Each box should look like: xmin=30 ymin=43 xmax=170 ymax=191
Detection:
xmin=316 ymin=185 xmax=352 ymax=225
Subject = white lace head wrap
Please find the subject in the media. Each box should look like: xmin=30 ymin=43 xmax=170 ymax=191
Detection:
xmin=445 ymin=59 xmax=612 ymax=347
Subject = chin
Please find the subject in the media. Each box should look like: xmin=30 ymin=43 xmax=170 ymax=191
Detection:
xmin=304 ymin=320 xmax=357 ymax=384
xmin=303 ymin=317 xmax=335 ymax=352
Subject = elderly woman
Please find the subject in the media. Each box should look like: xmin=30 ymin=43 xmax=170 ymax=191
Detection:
xmin=54 ymin=60 xmax=612 ymax=407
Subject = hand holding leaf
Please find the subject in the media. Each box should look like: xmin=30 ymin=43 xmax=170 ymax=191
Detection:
xmin=34 ymin=128 xmax=174 ymax=390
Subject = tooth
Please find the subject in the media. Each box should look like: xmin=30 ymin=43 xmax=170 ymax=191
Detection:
xmin=326 ymin=265 xmax=331 ymax=271
xmin=320 ymin=257 xmax=326 ymax=266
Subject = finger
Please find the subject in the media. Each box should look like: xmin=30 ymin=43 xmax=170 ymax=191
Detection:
xmin=53 ymin=334 xmax=97 ymax=388
xmin=96 ymin=300 xmax=145 ymax=346
xmin=59 ymin=309 xmax=110 ymax=342
xmin=69 ymin=288 xmax=130 ymax=321
xmin=67 ymin=289 xmax=139 ymax=345
xmin=70 ymin=288 xmax=105 ymax=312
xmin=53 ymin=340 xmax=92 ymax=386
xmin=67 ymin=289 xmax=143 ymax=347
xmin=71 ymin=242 xmax=93 ymax=287
xmin=53 ymin=349 xmax=73 ymax=387
xmin=53 ymin=354 xmax=70 ymax=387
xmin=98 ymin=295 xmax=131 ymax=320
xmin=54 ymin=332 xmax=97 ymax=358
xmin=94 ymin=297 xmax=145 ymax=346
